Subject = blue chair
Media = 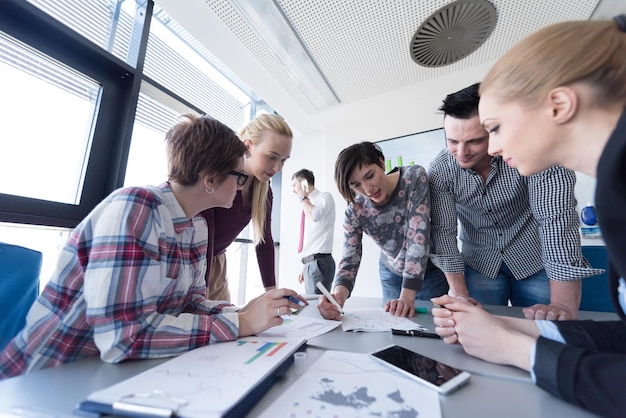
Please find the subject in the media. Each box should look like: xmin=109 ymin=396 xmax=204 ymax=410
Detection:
xmin=580 ymin=245 xmax=614 ymax=312
xmin=0 ymin=242 xmax=42 ymax=350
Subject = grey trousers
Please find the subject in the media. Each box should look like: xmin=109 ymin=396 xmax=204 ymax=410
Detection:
xmin=303 ymin=254 xmax=335 ymax=294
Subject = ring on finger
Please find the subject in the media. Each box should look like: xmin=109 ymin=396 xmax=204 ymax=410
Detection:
xmin=276 ymin=307 xmax=281 ymax=317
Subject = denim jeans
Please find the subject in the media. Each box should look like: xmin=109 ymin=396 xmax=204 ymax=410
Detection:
xmin=378 ymin=256 xmax=449 ymax=303
xmin=464 ymin=262 xmax=550 ymax=307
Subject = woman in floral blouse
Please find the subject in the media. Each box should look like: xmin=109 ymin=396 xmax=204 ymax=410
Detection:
xmin=318 ymin=142 xmax=448 ymax=320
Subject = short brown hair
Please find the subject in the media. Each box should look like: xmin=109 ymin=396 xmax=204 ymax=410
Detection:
xmin=334 ymin=142 xmax=385 ymax=204
xmin=166 ymin=114 xmax=247 ymax=186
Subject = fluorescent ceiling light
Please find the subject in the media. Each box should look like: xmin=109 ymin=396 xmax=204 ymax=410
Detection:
xmin=229 ymin=0 xmax=340 ymax=110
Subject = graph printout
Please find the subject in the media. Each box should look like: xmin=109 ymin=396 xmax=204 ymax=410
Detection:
xmin=259 ymin=350 xmax=442 ymax=418
xmin=83 ymin=337 xmax=306 ymax=418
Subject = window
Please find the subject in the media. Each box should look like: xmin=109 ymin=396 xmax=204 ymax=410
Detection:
xmin=143 ymin=7 xmax=250 ymax=131
xmin=0 ymin=31 xmax=99 ymax=204
xmin=25 ymin=0 xmax=144 ymax=67
xmin=1 ymin=0 xmax=282 ymax=305
xmin=0 ymin=0 xmax=142 ymax=227
xmin=123 ymin=90 xmax=180 ymax=188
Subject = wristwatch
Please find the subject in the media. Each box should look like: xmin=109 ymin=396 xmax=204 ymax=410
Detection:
xmin=299 ymin=196 xmax=308 ymax=202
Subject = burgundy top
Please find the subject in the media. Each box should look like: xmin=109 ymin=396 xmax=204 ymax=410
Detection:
xmin=200 ymin=183 xmax=275 ymax=288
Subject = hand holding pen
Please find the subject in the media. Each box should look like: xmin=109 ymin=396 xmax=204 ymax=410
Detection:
xmin=237 ymin=288 xmax=308 ymax=337
xmin=316 ymin=282 xmax=347 ymax=321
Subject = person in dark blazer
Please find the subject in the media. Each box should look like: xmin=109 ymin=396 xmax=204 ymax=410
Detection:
xmin=431 ymin=15 xmax=626 ymax=417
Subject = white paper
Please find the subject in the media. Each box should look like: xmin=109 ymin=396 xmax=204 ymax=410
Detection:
xmin=256 ymin=314 xmax=341 ymax=339
xmin=258 ymin=350 xmax=442 ymax=418
xmin=341 ymin=307 xmax=428 ymax=332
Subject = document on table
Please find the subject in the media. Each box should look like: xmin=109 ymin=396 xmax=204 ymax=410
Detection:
xmin=257 ymin=314 xmax=341 ymax=339
xmin=77 ymin=337 xmax=307 ymax=418
xmin=258 ymin=350 xmax=442 ymax=418
xmin=341 ymin=307 xmax=427 ymax=332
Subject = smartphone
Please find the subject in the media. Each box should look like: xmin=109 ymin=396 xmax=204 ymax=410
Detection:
xmin=300 ymin=179 xmax=309 ymax=193
xmin=370 ymin=344 xmax=470 ymax=395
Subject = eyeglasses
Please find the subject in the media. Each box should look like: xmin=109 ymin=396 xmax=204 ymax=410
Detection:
xmin=229 ymin=170 xmax=249 ymax=186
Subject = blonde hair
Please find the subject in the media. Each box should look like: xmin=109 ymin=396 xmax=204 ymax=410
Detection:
xmin=480 ymin=18 xmax=626 ymax=109
xmin=240 ymin=114 xmax=293 ymax=245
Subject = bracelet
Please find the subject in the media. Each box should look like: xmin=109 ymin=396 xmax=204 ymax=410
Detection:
xmin=299 ymin=196 xmax=308 ymax=202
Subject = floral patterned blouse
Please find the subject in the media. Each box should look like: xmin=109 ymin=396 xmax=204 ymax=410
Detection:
xmin=334 ymin=166 xmax=431 ymax=295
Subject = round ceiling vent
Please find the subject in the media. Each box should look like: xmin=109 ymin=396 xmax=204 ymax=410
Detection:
xmin=410 ymin=0 xmax=497 ymax=67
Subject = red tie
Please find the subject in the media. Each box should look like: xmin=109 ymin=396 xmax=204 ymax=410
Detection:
xmin=298 ymin=210 xmax=305 ymax=253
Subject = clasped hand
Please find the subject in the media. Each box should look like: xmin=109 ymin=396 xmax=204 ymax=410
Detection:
xmin=431 ymin=295 xmax=536 ymax=370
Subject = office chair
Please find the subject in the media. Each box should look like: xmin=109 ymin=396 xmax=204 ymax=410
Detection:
xmin=580 ymin=245 xmax=614 ymax=313
xmin=0 ymin=242 xmax=42 ymax=350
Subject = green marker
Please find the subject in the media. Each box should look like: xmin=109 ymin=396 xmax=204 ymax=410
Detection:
xmin=414 ymin=307 xmax=429 ymax=314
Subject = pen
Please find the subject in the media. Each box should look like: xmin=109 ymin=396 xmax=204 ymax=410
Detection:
xmin=284 ymin=295 xmax=306 ymax=307
xmin=315 ymin=282 xmax=344 ymax=314
xmin=391 ymin=329 xmax=441 ymax=339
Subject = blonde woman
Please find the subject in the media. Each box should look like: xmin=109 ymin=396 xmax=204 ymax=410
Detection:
xmin=201 ymin=114 xmax=293 ymax=301
xmin=432 ymin=16 xmax=626 ymax=416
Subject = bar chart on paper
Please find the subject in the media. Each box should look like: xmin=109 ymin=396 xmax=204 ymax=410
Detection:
xmin=238 ymin=340 xmax=289 ymax=364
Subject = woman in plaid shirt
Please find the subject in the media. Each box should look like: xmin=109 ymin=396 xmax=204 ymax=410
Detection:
xmin=0 ymin=114 xmax=306 ymax=379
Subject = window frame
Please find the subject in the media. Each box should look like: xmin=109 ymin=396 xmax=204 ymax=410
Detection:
xmin=0 ymin=0 xmax=150 ymax=228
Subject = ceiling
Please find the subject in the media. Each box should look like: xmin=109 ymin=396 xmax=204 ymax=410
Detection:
xmin=156 ymin=0 xmax=625 ymax=136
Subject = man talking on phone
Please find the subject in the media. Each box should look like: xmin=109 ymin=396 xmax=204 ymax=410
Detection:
xmin=291 ymin=169 xmax=336 ymax=294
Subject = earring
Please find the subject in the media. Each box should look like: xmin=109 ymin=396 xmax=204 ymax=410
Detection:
xmin=206 ymin=187 xmax=214 ymax=194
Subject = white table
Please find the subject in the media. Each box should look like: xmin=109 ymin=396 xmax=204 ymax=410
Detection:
xmin=0 ymin=298 xmax=616 ymax=418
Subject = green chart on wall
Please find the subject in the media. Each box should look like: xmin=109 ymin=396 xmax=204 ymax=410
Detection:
xmin=376 ymin=128 xmax=445 ymax=172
